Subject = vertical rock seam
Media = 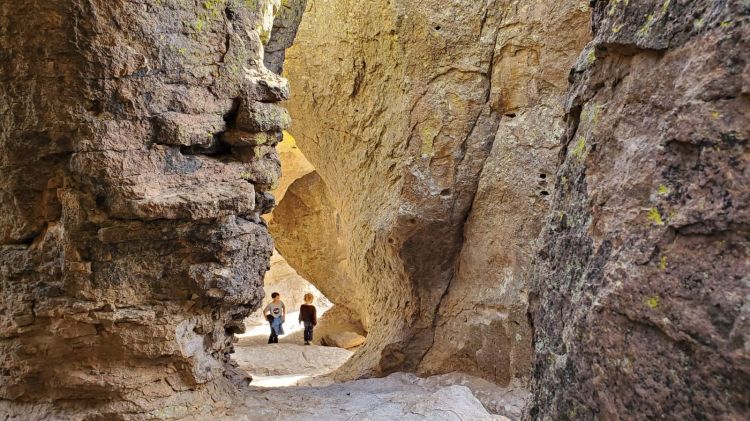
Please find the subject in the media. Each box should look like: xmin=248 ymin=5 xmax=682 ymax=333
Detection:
xmin=0 ymin=0 xmax=291 ymax=417
xmin=528 ymin=1 xmax=749 ymax=419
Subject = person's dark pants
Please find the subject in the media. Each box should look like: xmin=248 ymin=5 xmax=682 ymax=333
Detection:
xmin=303 ymin=322 xmax=314 ymax=342
xmin=268 ymin=325 xmax=278 ymax=344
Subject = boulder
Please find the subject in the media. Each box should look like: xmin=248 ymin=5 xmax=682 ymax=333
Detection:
xmin=322 ymin=332 xmax=367 ymax=349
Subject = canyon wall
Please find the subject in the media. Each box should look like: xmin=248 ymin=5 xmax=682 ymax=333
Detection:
xmin=282 ymin=0 xmax=591 ymax=382
xmin=0 ymin=0 xmax=289 ymax=417
xmin=527 ymin=1 xmax=750 ymax=418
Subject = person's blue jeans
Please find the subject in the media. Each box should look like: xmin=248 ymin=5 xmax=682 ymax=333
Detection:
xmin=303 ymin=322 xmax=314 ymax=342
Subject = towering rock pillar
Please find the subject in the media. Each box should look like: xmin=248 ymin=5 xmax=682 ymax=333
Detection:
xmin=0 ymin=0 xmax=288 ymax=417
xmin=528 ymin=1 xmax=749 ymax=418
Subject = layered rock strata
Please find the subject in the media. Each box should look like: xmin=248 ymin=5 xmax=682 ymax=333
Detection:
xmin=528 ymin=1 xmax=750 ymax=418
xmin=282 ymin=0 xmax=591 ymax=383
xmin=0 ymin=0 xmax=289 ymax=417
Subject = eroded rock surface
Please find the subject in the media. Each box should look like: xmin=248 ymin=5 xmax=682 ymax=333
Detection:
xmin=282 ymin=0 xmax=591 ymax=384
xmin=0 ymin=0 xmax=290 ymax=417
xmin=420 ymin=1 xmax=591 ymax=385
xmin=527 ymin=1 xmax=750 ymax=418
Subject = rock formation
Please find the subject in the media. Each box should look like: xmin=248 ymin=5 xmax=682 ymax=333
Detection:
xmin=419 ymin=1 xmax=591 ymax=385
xmin=0 ymin=0 xmax=291 ymax=417
xmin=1 ymin=0 xmax=748 ymax=418
xmin=281 ymin=0 xmax=591 ymax=383
xmin=527 ymin=1 xmax=750 ymax=418
xmin=271 ymin=171 xmax=367 ymax=323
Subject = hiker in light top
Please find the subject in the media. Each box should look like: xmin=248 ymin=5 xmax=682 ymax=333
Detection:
xmin=263 ymin=292 xmax=285 ymax=344
xmin=298 ymin=293 xmax=317 ymax=345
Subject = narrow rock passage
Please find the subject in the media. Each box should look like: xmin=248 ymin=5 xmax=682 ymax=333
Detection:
xmin=234 ymin=310 xmax=353 ymax=387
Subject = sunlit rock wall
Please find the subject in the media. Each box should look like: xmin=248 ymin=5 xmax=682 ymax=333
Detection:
xmin=282 ymin=0 xmax=591 ymax=383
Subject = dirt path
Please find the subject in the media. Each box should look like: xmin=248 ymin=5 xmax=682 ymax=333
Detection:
xmin=232 ymin=313 xmax=526 ymax=419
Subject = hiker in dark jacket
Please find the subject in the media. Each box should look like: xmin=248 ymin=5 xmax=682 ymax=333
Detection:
xmin=298 ymin=293 xmax=317 ymax=345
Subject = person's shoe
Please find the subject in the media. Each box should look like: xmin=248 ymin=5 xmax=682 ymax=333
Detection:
xmin=304 ymin=341 xmax=310 ymax=345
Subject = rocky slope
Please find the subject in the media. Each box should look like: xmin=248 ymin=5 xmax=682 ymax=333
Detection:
xmin=0 ymin=0 xmax=290 ymax=417
xmin=281 ymin=0 xmax=591 ymax=383
xmin=527 ymin=1 xmax=749 ymax=418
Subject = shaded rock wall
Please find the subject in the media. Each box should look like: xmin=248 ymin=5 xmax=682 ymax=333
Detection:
xmin=283 ymin=0 xmax=591 ymax=382
xmin=527 ymin=1 xmax=750 ymax=419
xmin=0 ymin=0 xmax=290 ymax=417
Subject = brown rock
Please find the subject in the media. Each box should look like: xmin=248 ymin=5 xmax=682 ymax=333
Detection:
xmin=527 ymin=1 xmax=750 ymax=419
xmin=419 ymin=0 xmax=591 ymax=385
xmin=236 ymin=101 xmax=292 ymax=133
xmin=0 ymin=0 xmax=294 ymax=417
xmin=269 ymin=171 xmax=367 ymax=324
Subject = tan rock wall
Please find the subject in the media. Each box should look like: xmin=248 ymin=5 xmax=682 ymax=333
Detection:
xmin=282 ymin=0 xmax=591 ymax=382
xmin=420 ymin=1 xmax=591 ymax=385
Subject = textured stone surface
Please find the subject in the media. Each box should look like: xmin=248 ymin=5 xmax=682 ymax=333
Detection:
xmin=527 ymin=1 xmax=750 ymax=419
xmin=420 ymin=0 xmax=591 ymax=385
xmin=0 ymin=0 xmax=289 ymax=417
xmin=282 ymin=0 xmax=591 ymax=384
xmin=263 ymin=131 xmax=314 ymax=225
xmin=264 ymin=0 xmax=308 ymax=74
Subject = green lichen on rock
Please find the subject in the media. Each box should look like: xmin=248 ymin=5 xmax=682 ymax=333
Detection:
xmin=638 ymin=14 xmax=655 ymax=36
xmin=660 ymin=0 xmax=671 ymax=16
xmin=419 ymin=123 xmax=439 ymax=157
xmin=657 ymin=184 xmax=669 ymax=196
xmin=586 ymin=49 xmax=596 ymax=64
xmin=659 ymin=255 xmax=667 ymax=271
xmin=203 ymin=0 xmax=224 ymax=18
xmin=571 ymin=136 xmax=587 ymax=161
xmin=647 ymin=207 xmax=664 ymax=226
xmin=645 ymin=296 xmax=660 ymax=309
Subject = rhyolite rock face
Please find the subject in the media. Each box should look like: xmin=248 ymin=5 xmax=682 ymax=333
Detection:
xmin=281 ymin=0 xmax=591 ymax=383
xmin=0 ymin=0 xmax=290 ymax=417
xmin=527 ymin=1 xmax=750 ymax=419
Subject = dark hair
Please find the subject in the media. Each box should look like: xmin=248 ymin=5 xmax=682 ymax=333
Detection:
xmin=271 ymin=292 xmax=280 ymax=298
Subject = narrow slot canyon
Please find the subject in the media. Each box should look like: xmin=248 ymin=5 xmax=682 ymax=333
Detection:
xmin=1 ymin=0 xmax=748 ymax=420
